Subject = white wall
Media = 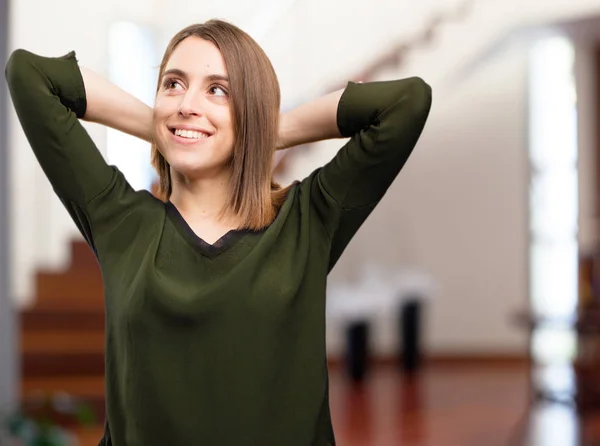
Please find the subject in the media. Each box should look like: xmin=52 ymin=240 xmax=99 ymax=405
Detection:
xmin=402 ymin=40 xmax=530 ymax=354
xmin=308 ymin=39 xmax=529 ymax=356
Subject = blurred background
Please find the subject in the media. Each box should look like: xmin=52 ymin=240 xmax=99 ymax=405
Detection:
xmin=3 ymin=0 xmax=600 ymax=444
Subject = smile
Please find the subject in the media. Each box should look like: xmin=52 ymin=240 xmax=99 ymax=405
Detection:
xmin=169 ymin=127 xmax=213 ymax=145
xmin=173 ymin=128 xmax=210 ymax=139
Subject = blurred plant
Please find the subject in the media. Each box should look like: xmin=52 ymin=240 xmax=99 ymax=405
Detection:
xmin=1 ymin=392 xmax=96 ymax=446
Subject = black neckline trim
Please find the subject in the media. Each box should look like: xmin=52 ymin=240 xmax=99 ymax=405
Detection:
xmin=165 ymin=201 xmax=262 ymax=259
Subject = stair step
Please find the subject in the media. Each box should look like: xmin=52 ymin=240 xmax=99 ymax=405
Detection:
xmin=22 ymin=331 xmax=105 ymax=354
xmin=21 ymin=308 xmax=105 ymax=330
xmin=36 ymin=270 xmax=104 ymax=301
xmin=22 ymin=352 xmax=105 ymax=377
xmin=32 ymin=296 xmax=105 ymax=311
xmin=18 ymin=238 xmax=109 ymax=430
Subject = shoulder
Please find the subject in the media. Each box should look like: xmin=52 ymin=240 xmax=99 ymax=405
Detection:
xmin=86 ymin=167 xmax=166 ymax=231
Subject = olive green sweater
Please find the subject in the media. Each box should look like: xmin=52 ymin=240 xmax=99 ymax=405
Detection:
xmin=5 ymin=49 xmax=431 ymax=446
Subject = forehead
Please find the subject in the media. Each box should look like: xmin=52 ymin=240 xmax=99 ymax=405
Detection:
xmin=165 ymin=36 xmax=227 ymax=76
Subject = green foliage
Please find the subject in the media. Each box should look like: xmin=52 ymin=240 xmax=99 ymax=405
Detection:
xmin=1 ymin=393 xmax=96 ymax=446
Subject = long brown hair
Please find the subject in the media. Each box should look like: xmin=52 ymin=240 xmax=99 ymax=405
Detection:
xmin=151 ymin=19 xmax=290 ymax=230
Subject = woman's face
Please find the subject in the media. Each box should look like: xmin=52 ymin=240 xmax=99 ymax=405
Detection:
xmin=153 ymin=36 xmax=234 ymax=181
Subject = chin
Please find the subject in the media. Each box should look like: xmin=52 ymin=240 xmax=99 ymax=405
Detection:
xmin=168 ymin=159 xmax=206 ymax=178
xmin=158 ymin=136 xmax=232 ymax=179
xmin=168 ymin=156 xmax=229 ymax=181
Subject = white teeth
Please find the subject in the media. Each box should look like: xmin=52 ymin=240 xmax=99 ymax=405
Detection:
xmin=174 ymin=129 xmax=209 ymax=139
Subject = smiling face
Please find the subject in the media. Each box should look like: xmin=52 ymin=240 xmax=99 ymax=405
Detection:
xmin=150 ymin=20 xmax=284 ymax=229
xmin=153 ymin=36 xmax=234 ymax=181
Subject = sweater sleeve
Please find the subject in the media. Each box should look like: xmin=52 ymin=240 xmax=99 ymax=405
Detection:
xmin=5 ymin=49 xmax=135 ymax=252
xmin=309 ymin=78 xmax=432 ymax=271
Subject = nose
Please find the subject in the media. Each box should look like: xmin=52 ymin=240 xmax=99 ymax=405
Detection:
xmin=178 ymin=89 xmax=204 ymax=118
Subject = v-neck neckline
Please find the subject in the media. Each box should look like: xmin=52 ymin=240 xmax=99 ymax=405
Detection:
xmin=165 ymin=201 xmax=262 ymax=259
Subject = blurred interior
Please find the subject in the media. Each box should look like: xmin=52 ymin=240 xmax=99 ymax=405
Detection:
xmin=4 ymin=0 xmax=600 ymax=444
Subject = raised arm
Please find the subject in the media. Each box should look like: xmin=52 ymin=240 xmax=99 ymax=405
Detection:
xmin=79 ymin=67 xmax=153 ymax=142
xmin=290 ymin=78 xmax=433 ymax=270
xmin=5 ymin=49 xmax=113 ymax=205
xmin=277 ymin=88 xmax=345 ymax=150
xmin=5 ymin=49 xmax=153 ymax=249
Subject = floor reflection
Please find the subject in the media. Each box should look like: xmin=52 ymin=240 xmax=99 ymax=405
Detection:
xmin=328 ymin=359 xmax=600 ymax=446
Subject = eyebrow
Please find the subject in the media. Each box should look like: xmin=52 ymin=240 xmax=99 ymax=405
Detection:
xmin=162 ymin=68 xmax=229 ymax=84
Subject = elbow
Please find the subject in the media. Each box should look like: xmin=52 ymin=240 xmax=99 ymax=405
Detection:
xmin=5 ymin=49 xmax=33 ymax=90
xmin=405 ymin=77 xmax=433 ymax=123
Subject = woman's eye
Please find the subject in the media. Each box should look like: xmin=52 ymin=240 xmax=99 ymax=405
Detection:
xmin=209 ymin=85 xmax=228 ymax=97
xmin=163 ymin=79 xmax=183 ymax=90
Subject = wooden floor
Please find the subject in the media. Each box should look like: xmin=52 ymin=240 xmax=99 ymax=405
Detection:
xmin=328 ymin=361 xmax=600 ymax=446
xmin=69 ymin=361 xmax=600 ymax=446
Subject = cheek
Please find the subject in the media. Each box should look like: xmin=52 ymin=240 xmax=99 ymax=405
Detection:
xmin=215 ymin=112 xmax=234 ymax=138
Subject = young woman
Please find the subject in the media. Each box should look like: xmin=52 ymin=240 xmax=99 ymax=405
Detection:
xmin=5 ymin=19 xmax=431 ymax=446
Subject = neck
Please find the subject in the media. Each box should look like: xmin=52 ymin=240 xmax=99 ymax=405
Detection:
xmin=169 ymin=169 xmax=238 ymax=226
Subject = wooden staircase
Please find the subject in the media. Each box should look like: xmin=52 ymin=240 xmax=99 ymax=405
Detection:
xmin=20 ymin=239 xmax=107 ymax=444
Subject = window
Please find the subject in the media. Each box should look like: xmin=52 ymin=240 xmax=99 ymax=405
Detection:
xmin=106 ymin=22 xmax=159 ymax=191
xmin=528 ymin=34 xmax=578 ymax=366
